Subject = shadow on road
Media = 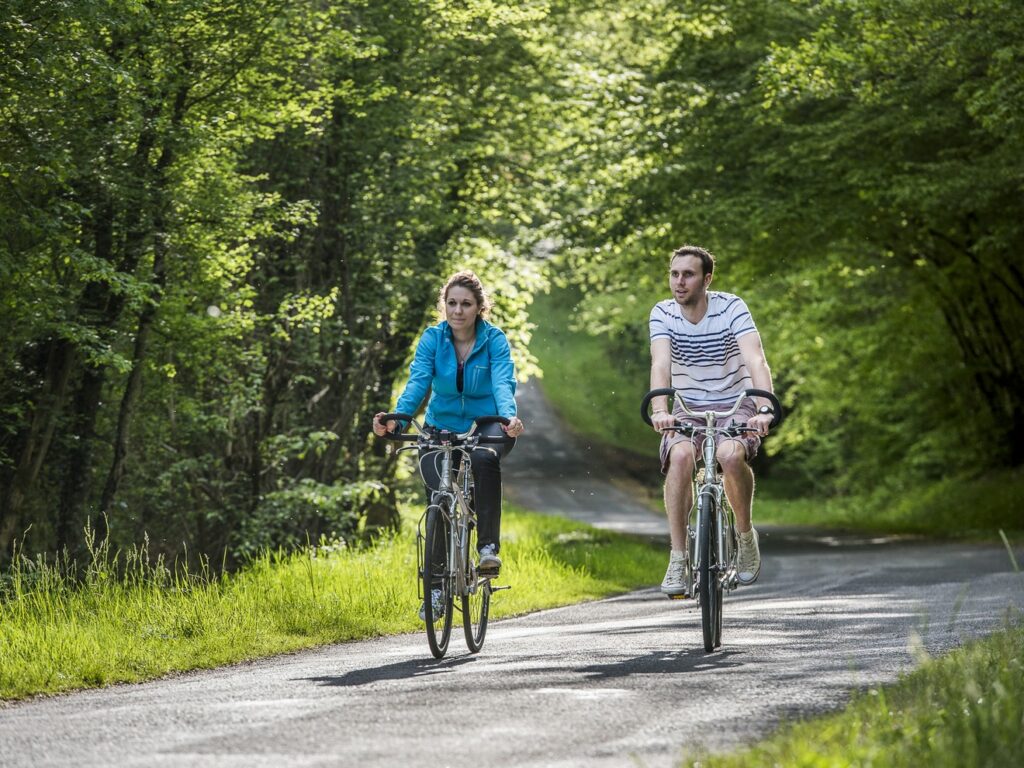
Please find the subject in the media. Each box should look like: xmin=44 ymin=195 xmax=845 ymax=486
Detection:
xmin=577 ymin=648 xmax=745 ymax=679
xmin=301 ymin=654 xmax=478 ymax=688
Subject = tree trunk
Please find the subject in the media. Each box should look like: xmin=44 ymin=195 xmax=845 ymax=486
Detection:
xmin=98 ymin=235 xmax=166 ymax=519
xmin=56 ymin=365 xmax=106 ymax=556
xmin=0 ymin=338 xmax=76 ymax=554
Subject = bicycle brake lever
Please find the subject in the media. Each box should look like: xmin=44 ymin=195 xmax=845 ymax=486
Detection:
xmin=662 ymin=424 xmax=693 ymax=435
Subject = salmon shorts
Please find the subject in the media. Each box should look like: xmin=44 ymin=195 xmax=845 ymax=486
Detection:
xmin=659 ymin=400 xmax=760 ymax=474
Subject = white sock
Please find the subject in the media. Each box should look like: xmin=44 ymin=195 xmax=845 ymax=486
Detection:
xmin=738 ymin=529 xmax=755 ymax=542
xmin=670 ymin=549 xmax=686 ymax=559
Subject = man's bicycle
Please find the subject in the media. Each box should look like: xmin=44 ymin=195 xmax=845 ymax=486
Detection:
xmin=641 ymin=388 xmax=783 ymax=652
xmin=379 ymin=413 xmax=511 ymax=658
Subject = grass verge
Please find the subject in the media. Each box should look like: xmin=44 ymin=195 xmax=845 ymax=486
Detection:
xmin=687 ymin=618 xmax=1024 ymax=768
xmin=0 ymin=505 xmax=663 ymax=701
xmin=755 ymin=467 xmax=1024 ymax=539
xmin=529 ymin=286 xmax=657 ymax=458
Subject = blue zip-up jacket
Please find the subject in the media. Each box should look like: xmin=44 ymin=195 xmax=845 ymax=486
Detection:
xmin=395 ymin=318 xmax=517 ymax=433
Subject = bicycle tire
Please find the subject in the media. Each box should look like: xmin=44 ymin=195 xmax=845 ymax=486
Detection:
xmin=461 ymin=521 xmax=491 ymax=653
xmin=423 ymin=505 xmax=454 ymax=658
xmin=697 ymin=492 xmax=722 ymax=652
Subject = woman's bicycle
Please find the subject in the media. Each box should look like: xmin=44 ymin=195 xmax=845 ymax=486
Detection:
xmin=379 ymin=413 xmax=511 ymax=658
xmin=641 ymin=388 xmax=783 ymax=652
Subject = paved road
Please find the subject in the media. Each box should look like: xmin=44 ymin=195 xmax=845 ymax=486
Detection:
xmin=2 ymin=379 xmax=1022 ymax=768
xmin=502 ymin=378 xmax=668 ymax=536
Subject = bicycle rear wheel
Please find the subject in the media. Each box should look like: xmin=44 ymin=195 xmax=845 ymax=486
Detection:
xmin=461 ymin=522 xmax=491 ymax=653
xmin=423 ymin=504 xmax=454 ymax=658
xmin=697 ymin=492 xmax=722 ymax=652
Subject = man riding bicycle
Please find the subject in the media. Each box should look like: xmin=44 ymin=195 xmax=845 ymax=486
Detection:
xmin=648 ymin=245 xmax=776 ymax=597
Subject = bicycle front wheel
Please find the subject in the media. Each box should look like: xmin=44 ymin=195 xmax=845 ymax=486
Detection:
xmin=423 ymin=505 xmax=454 ymax=658
xmin=461 ymin=522 xmax=491 ymax=653
xmin=697 ymin=493 xmax=722 ymax=652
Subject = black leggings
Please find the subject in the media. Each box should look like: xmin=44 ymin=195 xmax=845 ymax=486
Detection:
xmin=419 ymin=421 xmax=515 ymax=557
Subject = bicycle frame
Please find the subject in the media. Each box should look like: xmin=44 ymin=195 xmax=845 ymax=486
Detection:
xmin=418 ymin=443 xmax=479 ymax=602
xmin=692 ymin=405 xmax=740 ymax=595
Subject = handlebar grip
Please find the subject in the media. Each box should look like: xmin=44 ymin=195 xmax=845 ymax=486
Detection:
xmin=475 ymin=415 xmax=512 ymax=444
xmin=475 ymin=415 xmax=511 ymax=427
xmin=377 ymin=412 xmax=419 ymax=441
xmin=743 ymin=388 xmax=784 ymax=429
xmin=640 ymin=388 xmax=677 ymax=426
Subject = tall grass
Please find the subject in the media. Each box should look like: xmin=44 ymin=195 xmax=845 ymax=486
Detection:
xmin=0 ymin=506 xmax=663 ymax=701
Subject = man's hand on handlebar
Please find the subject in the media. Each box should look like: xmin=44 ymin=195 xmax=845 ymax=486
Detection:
xmin=650 ymin=409 xmax=677 ymax=433
xmin=747 ymin=413 xmax=772 ymax=438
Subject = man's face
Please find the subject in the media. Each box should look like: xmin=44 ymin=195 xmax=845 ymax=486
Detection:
xmin=669 ymin=254 xmax=710 ymax=307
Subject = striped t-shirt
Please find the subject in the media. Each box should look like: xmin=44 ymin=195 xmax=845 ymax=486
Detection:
xmin=649 ymin=291 xmax=758 ymax=405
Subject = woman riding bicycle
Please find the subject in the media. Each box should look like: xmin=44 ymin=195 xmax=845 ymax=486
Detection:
xmin=372 ymin=271 xmax=524 ymax=619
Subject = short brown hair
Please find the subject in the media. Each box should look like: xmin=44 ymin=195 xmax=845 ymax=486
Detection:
xmin=671 ymin=245 xmax=715 ymax=277
xmin=437 ymin=270 xmax=492 ymax=318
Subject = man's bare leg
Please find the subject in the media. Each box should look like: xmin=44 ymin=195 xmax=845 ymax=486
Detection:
xmin=664 ymin=441 xmax=695 ymax=550
xmin=718 ymin=439 xmax=761 ymax=584
xmin=718 ymin=439 xmax=754 ymax=532
xmin=661 ymin=440 xmax=696 ymax=596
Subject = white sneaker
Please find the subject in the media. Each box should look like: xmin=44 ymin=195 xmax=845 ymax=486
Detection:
xmin=478 ymin=543 xmax=501 ymax=573
xmin=660 ymin=550 xmax=690 ymax=597
xmin=418 ymin=588 xmax=445 ymax=622
xmin=736 ymin=527 xmax=761 ymax=585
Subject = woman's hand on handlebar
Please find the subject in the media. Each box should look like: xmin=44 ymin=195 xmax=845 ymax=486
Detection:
xmin=502 ymin=416 xmax=525 ymax=437
xmin=372 ymin=412 xmax=396 ymax=437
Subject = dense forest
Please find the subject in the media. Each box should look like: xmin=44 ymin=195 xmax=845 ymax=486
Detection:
xmin=2 ymin=0 xmax=1021 ymax=565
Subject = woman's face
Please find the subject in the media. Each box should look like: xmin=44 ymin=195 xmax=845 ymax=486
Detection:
xmin=445 ymin=285 xmax=480 ymax=331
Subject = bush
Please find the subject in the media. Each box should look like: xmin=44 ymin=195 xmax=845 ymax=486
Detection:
xmin=236 ymin=479 xmax=390 ymax=558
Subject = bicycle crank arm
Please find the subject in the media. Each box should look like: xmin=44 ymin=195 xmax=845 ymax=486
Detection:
xmin=489 ymin=584 xmax=512 ymax=592
xmin=719 ymin=568 xmax=738 ymax=590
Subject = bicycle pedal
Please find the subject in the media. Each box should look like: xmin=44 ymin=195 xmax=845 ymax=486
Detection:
xmin=490 ymin=584 xmax=511 ymax=592
xmin=667 ymin=593 xmax=691 ymax=601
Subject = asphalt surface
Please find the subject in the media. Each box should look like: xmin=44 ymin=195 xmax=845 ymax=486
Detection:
xmin=2 ymin=379 xmax=1022 ymax=767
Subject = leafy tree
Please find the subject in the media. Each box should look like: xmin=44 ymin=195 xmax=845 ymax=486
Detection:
xmin=0 ymin=0 xmax=553 ymax=563
xmin=550 ymin=0 xmax=1024 ymax=493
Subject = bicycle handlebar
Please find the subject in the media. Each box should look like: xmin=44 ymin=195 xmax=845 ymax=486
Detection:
xmin=640 ymin=388 xmax=783 ymax=430
xmin=376 ymin=413 xmax=512 ymax=445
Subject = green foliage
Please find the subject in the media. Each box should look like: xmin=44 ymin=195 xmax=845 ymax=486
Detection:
xmin=238 ymin=479 xmax=386 ymax=558
xmin=4 ymin=0 xmax=1021 ymax=560
xmin=0 ymin=0 xmax=558 ymax=562
xmin=539 ymin=0 xmax=1024 ymax=498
